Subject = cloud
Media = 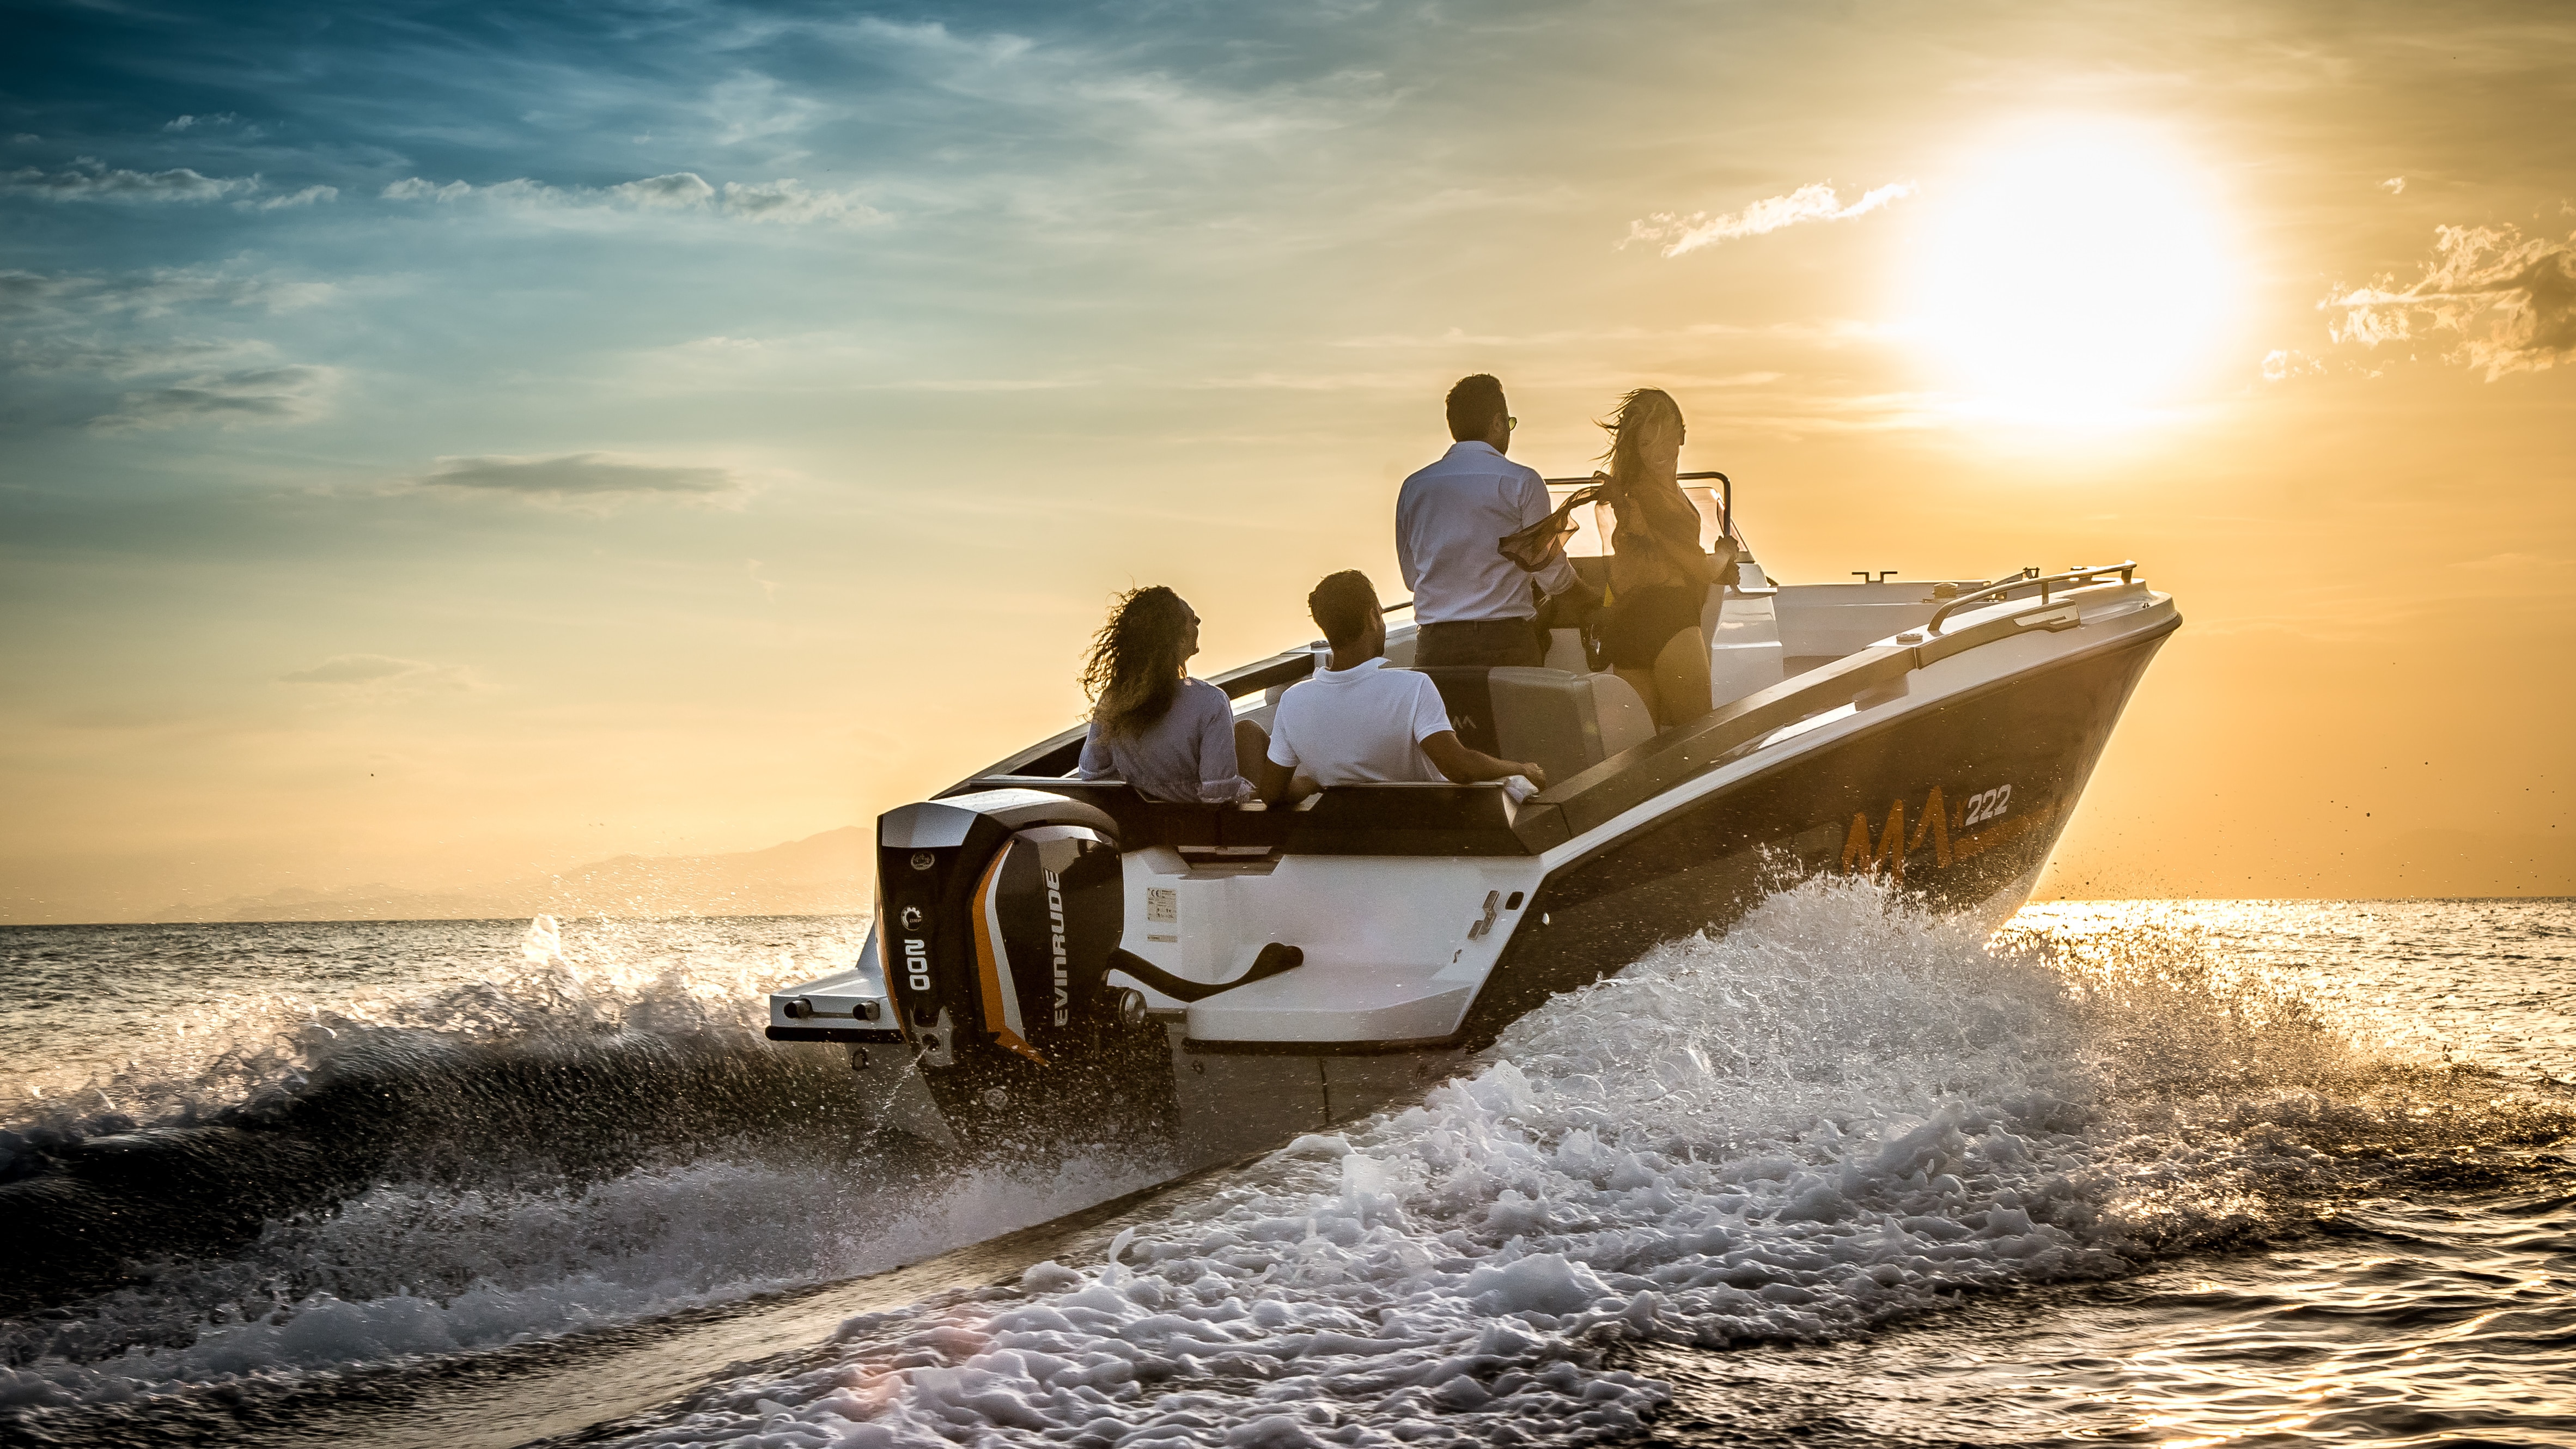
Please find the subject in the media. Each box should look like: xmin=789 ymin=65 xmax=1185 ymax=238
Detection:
xmin=2324 ymin=223 xmax=2576 ymax=378
xmin=7 ymin=336 xmax=273 ymax=379
xmin=90 ymin=364 xmax=340 ymax=430
xmin=280 ymin=655 xmax=421 ymax=684
xmin=165 ymin=114 xmax=241 ymax=132
xmin=2 ymin=159 xmax=259 ymax=203
xmin=843 ymin=16 xmax=1373 ymax=150
xmin=278 ymin=654 xmax=477 ymax=693
xmin=416 ymin=452 xmax=744 ymax=503
xmin=240 ymin=185 xmax=337 ymax=211
xmin=381 ymin=170 xmax=879 ymax=227
xmin=857 ymin=376 xmax=1085 ymax=391
xmin=2452 ymin=552 xmax=2566 ymax=572
xmin=2262 ymin=349 xmax=2324 ymax=381
xmin=0 ymin=269 xmax=343 ymax=433
xmin=1329 ymin=320 xmax=1872 ymax=350
xmin=706 ymin=72 xmax=831 ymax=147
xmin=717 ymin=178 xmax=880 ymax=225
xmin=1627 ymin=181 xmax=1916 ymax=257
xmin=381 ymin=176 xmax=472 ymax=203
xmin=2381 ymin=176 xmax=2407 ymax=194
xmin=608 ymin=172 xmax=716 ymax=209
xmin=0 ymin=266 xmax=336 ymax=321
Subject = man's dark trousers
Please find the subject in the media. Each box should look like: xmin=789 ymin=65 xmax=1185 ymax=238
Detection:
xmin=1416 ymin=618 xmax=1544 ymax=668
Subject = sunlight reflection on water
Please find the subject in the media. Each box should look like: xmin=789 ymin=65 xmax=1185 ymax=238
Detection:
xmin=1648 ymin=897 xmax=2576 ymax=1447
xmin=2015 ymin=898 xmax=2576 ymax=1082
xmin=1644 ymin=1185 xmax=2576 ymax=1446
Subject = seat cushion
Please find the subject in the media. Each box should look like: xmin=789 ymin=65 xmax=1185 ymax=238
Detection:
xmin=1485 ymin=667 xmax=1610 ymax=786
xmin=1282 ymin=782 xmax=1528 ymax=856
xmin=1404 ymin=665 xmax=1652 ymax=784
xmin=1586 ymin=673 xmax=1656 ymax=759
xmin=1408 ymin=666 xmax=1503 ymax=755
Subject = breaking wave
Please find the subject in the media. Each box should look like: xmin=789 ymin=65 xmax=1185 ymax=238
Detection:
xmin=2 ymin=912 xmax=1181 ymax=1424
xmin=0 ymin=917 xmax=904 ymax=1316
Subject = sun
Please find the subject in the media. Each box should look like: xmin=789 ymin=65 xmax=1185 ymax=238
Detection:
xmin=1909 ymin=123 xmax=2238 ymax=424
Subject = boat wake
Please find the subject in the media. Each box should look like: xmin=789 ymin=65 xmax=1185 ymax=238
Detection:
xmin=2 ymin=886 xmax=2566 ymax=1445
xmin=603 ymin=879 xmax=2571 ymax=1449
xmin=0 ymin=917 xmax=1170 ymax=1419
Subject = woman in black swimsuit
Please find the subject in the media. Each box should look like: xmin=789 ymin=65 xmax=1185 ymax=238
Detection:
xmin=1593 ymin=388 xmax=1735 ymax=729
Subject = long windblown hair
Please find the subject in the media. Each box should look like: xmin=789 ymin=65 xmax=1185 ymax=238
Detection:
xmin=1598 ymin=387 xmax=1686 ymax=491
xmin=1081 ymin=585 xmax=1191 ymax=738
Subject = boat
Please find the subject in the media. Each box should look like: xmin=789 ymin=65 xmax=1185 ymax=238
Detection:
xmin=764 ymin=474 xmax=2180 ymax=1155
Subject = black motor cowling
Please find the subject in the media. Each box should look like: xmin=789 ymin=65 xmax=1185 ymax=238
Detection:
xmin=965 ymin=824 xmax=1126 ymax=1057
xmin=874 ymin=789 xmax=1171 ymax=1146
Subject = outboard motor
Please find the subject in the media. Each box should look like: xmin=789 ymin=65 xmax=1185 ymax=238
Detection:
xmin=876 ymin=788 xmax=1171 ymax=1146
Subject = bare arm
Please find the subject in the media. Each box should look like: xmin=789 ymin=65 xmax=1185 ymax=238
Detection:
xmin=1517 ymin=472 xmax=1582 ymax=599
xmin=1420 ymin=730 xmax=1548 ymax=790
xmin=1255 ymin=757 xmax=1298 ymax=802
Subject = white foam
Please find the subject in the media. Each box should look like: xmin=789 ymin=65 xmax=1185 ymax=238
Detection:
xmin=1 ymin=1152 xmax=1163 ymax=1410
xmin=6 ymin=915 xmax=872 ymax=1137
xmin=607 ymin=877 xmax=2470 ymax=1449
xmin=7 ymin=914 xmax=1191 ymax=1417
xmin=19 ymin=890 xmax=2547 ymax=1438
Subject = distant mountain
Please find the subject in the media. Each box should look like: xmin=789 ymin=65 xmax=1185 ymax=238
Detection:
xmin=147 ymin=827 xmax=871 ymax=923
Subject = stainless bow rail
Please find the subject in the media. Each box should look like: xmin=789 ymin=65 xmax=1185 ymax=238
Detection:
xmin=1929 ymin=561 xmax=2137 ymax=635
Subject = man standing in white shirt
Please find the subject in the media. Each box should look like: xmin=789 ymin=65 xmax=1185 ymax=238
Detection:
xmin=1258 ymin=570 xmax=1548 ymax=796
xmin=1396 ymin=374 xmax=1583 ymax=668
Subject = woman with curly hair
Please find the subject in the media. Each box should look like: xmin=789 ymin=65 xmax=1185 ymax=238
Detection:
xmin=1074 ymin=585 xmax=1266 ymax=803
xmin=1592 ymin=387 xmax=1732 ymax=729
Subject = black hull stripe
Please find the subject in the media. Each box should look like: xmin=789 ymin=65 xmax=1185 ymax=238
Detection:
xmin=1460 ymin=623 xmax=2173 ymax=1044
xmin=1549 ymin=612 xmax=2179 ymax=874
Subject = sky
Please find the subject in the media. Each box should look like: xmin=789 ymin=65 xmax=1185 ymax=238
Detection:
xmin=3 ymin=0 xmax=2572 ymax=923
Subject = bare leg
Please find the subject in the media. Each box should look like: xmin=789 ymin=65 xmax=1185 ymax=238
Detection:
xmin=1611 ymin=666 xmax=1662 ymax=730
xmin=1651 ymin=626 xmax=1711 ymax=729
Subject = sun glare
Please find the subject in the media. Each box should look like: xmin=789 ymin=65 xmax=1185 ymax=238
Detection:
xmin=1911 ymin=125 xmax=2237 ymax=425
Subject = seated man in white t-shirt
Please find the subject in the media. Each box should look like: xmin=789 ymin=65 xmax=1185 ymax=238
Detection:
xmin=1257 ymin=570 xmax=1550 ymax=799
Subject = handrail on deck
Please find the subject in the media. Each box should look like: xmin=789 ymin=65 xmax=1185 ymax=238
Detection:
xmin=1928 ymin=561 xmax=2137 ymax=635
xmin=1543 ymin=470 xmax=1738 ymax=546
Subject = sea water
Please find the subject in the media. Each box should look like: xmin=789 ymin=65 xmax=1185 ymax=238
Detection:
xmin=1 ymin=891 xmax=2569 ymax=1446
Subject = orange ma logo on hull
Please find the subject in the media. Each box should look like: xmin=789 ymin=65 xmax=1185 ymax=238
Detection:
xmin=1840 ymin=784 xmax=2054 ymax=882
